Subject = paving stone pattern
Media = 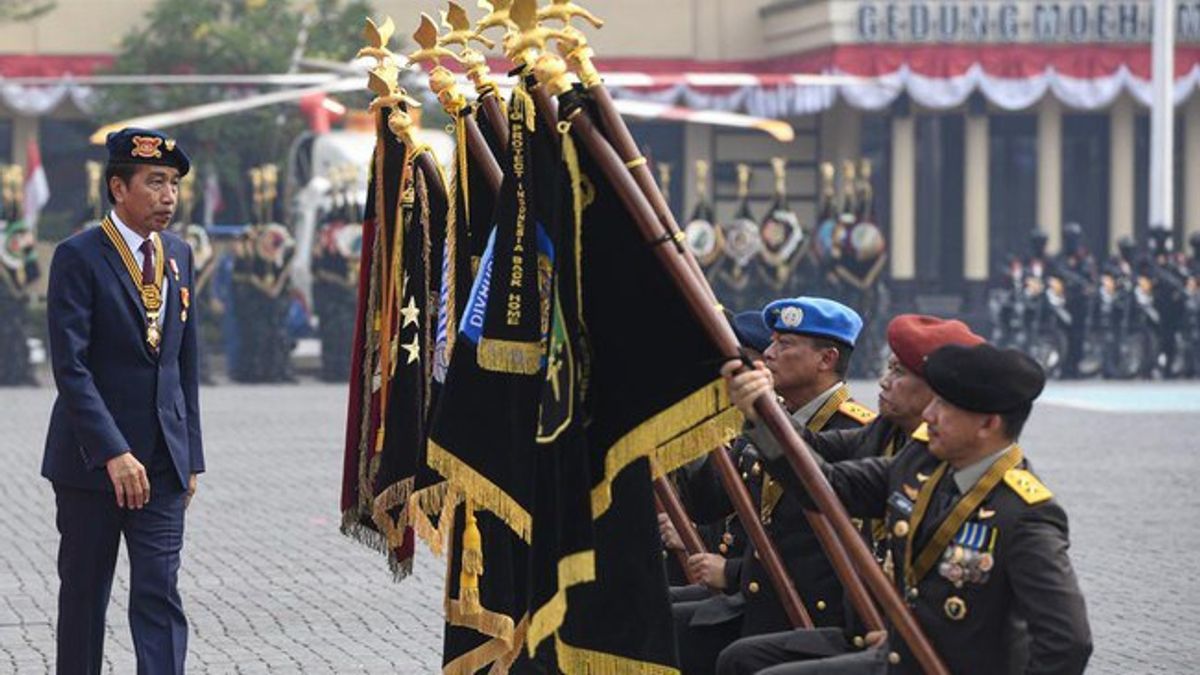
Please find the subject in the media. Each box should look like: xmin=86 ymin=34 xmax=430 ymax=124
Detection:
xmin=2 ymin=382 xmax=1198 ymax=673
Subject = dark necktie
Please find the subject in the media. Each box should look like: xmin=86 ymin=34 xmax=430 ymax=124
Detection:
xmin=917 ymin=471 xmax=959 ymax=547
xmin=139 ymin=239 xmax=154 ymax=285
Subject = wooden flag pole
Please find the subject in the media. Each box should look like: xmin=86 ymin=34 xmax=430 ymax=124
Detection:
xmin=546 ymin=13 xmax=890 ymax=639
xmin=552 ymin=78 xmax=948 ymax=675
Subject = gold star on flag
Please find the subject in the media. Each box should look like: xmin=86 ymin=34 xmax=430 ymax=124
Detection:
xmin=401 ymin=335 xmax=421 ymax=364
xmin=400 ymin=296 xmax=420 ymax=328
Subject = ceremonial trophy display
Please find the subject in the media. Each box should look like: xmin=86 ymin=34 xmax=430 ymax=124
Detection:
xmin=713 ymin=163 xmax=762 ymax=305
xmin=756 ymin=157 xmax=806 ymax=294
xmin=682 ymin=159 xmax=723 ymax=279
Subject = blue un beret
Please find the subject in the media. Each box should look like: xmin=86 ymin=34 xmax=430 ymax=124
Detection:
xmin=762 ymin=297 xmax=863 ymax=348
xmin=105 ymin=127 xmax=191 ymax=178
xmin=730 ymin=310 xmax=772 ymax=353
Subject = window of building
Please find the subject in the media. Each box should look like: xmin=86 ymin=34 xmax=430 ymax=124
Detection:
xmin=860 ymin=113 xmax=892 ymax=242
xmin=38 ymin=117 xmax=106 ymax=242
xmin=1134 ymin=113 xmax=1187 ymax=250
xmin=914 ymin=113 xmax=964 ymax=291
xmin=0 ymin=118 xmax=12 ymax=162
xmin=1061 ymin=113 xmax=1110 ymax=257
xmin=988 ymin=114 xmax=1038 ymax=276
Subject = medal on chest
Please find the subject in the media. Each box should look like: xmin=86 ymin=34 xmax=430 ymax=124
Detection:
xmin=101 ymin=216 xmax=165 ymax=353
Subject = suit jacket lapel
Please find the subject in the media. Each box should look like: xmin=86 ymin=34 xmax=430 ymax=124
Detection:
xmin=99 ymin=233 xmax=156 ymax=362
xmin=99 ymin=235 xmax=147 ymax=324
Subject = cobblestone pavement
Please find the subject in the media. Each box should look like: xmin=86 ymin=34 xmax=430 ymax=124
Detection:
xmin=2 ymin=380 xmax=1199 ymax=673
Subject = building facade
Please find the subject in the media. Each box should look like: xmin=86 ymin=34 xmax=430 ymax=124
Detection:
xmin=3 ymin=0 xmax=1200 ymax=309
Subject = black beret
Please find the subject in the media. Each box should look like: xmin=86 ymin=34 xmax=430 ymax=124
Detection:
xmin=924 ymin=343 xmax=1046 ymax=414
xmin=105 ymin=127 xmax=191 ymax=177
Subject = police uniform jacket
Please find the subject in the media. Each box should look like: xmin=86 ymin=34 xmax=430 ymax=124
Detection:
xmin=687 ymin=384 xmax=874 ymax=637
xmin=750 ymin=421 xmax=1092 ymax=675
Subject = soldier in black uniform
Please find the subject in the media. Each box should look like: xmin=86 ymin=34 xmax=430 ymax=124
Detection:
xmin=663 ymin=309 xmax=775 ymax=587
xmin=670 ymin=297 xmax=875 ymax=675
xmin=1053 ymin=223 xmax=1097 ymax=378
xmin=1146 ymin=228 xmax=1190 ymax=377
xmin=714 ymin=314 xmax=985 ymax=675
xmin=724 ymin=343 xmax=1092 ymax=674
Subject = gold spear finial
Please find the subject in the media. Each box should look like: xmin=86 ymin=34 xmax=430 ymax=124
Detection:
xmin=441 ymin=1 xmax=494 ymax=50
xmin=476 ymin=0 xmax=515 ymax=35
xmin=410 ymin=13 xmax=470 ymax=115
xmin=409 ymin=13 xmax=463 ymax=66
xmin=357 ymin=16 xmax=397 ymax=67
xmin=505 ymin=0 xmax=569 ymax=67
xmin=537 ymin=0 xmax=603 ymax=29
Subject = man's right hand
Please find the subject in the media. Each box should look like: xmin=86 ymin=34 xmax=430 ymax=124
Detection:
xmin=720 ymin=360 xmax=775 ymax=424
xmin=106 ymin=452 xmax=150 ymax=509
xmin=658 ymin=512 xmax=684 ymax=552
xmin=687 ymin=553 xmax=728 ymax=591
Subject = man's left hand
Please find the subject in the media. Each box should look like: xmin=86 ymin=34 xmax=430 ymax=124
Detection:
xmin=186 ymin=474 xmax=198 ymax=509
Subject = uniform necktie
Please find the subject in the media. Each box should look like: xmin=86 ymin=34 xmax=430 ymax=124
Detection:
xmin=917 ymin=471 xmax=959 ymax=547
xmin=139 ymin=239 xmax=154 ymax=285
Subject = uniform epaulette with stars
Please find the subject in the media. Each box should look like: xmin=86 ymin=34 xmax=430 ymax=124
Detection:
xmin=1003 ymin=468 xmax=1054 ymax=505
xmin=837 ymin=400 xmax=877 ymax=425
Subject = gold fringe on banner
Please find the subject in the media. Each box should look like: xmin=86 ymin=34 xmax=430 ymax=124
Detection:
xmin=526 ymin=550 xmax=597 ymax=655
xmin=446 ymin=596 xmax=518 ymax=646
xmin=427 ymin=439 xmax=533 ymax=542
xmin=371 ymin=477 xmax=415 ymax=547
xmin=442 ymin=613 xmax=528 ymax=675
xmin=591 ymin=379 xmax=744 ymax=519
xmin=554 ymin=635 xmax=680 ymax=675
xmin=477 ymin=337 xmax=546 ymax=375
xmin=409 ymin=482 xmax=461 ymax=558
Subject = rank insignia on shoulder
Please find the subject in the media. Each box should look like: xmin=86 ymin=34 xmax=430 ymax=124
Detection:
xmin=838 ymin=400 xmax=877 ymax=425
xmin=1003 ymin=469 xmax=1053 ymax=505
xmin=911 ymin=423 xmax=930 ymax=443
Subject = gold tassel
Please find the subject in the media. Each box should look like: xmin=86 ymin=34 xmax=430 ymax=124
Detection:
xmin=459 ymin=502 xmax=484 ymax=615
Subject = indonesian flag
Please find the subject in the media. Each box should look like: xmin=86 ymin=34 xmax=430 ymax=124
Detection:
xmin=23 ymin=138 xmax=50 ymax=234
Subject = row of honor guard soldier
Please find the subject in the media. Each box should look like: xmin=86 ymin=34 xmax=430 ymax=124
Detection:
xmin=0 ymin=164 xmax=39 ymax=386
xmin=231 ymin=164 xmax=297 ymax=383
xmin=311 ymin=164 xmax=364 ymax=382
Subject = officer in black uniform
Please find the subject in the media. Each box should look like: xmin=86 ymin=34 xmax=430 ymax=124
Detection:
xmin=725 ymin=343 xmax=1092 ymax=674
xmin=664 ymin=309 xmax=776 ymax=587
xmin=671 ymin=297 xmax=876 ymax=675
xmin=1053 ymin=223 xmax=1097 ymax=378
xmin=714 ymin=314 xmax=985 ymax=675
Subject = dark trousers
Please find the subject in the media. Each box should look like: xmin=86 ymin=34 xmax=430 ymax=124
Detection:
xmin=674 ymin=599 xmax=743 ymax=675
xmin=54 ymin=469 xmax=188 ymax=675
xmin=715 ymin=627 xmax=851 ymax=675
xmin=757 ymin=646 xmax=888 ymax=675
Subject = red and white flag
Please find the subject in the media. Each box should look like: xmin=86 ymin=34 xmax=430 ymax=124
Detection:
xmin=23 ymin=138 xmax=50 ymax=234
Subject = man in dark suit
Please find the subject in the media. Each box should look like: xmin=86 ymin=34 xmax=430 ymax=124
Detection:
xmin=43 ymin=127 xmax=203 ymax=675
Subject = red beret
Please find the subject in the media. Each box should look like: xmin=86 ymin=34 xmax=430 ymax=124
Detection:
xmin=886 ymin=314 xmax=985 ymax=378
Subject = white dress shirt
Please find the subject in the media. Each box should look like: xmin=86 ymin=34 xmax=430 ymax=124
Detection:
xmin=111 ymin=211 xmax=168 ymax=328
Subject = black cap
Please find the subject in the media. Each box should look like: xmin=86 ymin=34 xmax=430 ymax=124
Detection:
xmin=924 ymin=343 xmax=1046 ymax=414
xmin=105 ymin=127 xmax=190 ymax=176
